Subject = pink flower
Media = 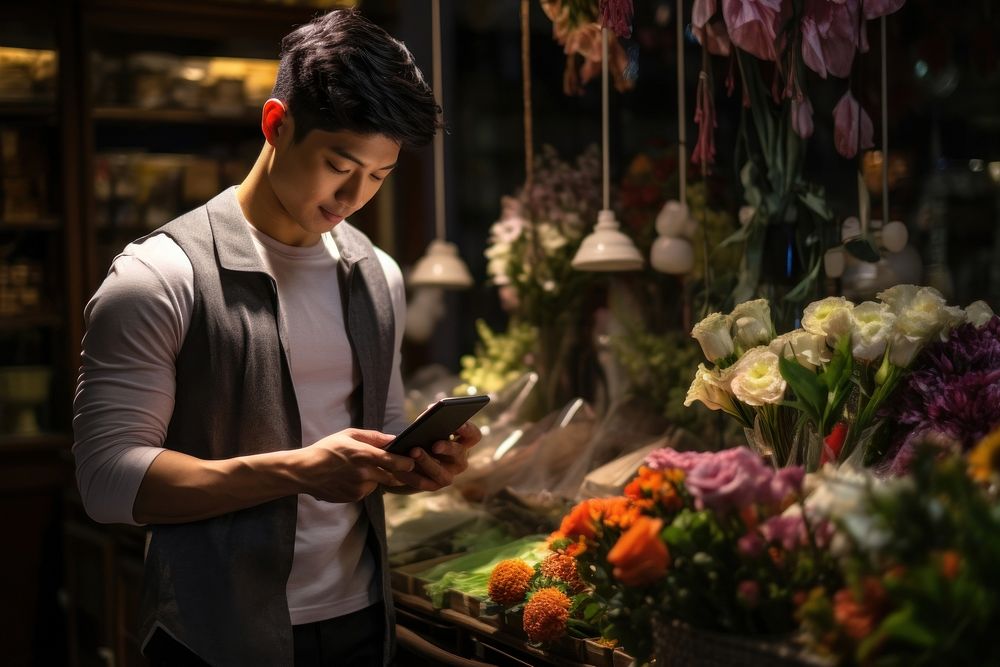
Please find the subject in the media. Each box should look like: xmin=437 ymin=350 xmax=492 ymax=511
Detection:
xmin=833 ymin=90 xmax=874 ymax=158
xmin=685 ymin=447 xmax=771 ymax=511
xmin=763 ymin=466 xmax=805 ymax=506
xmin=737 ymin=580 xmax=761 ymax=608
xmin=760 ymin=514 xmax=808 ymax=550
xmin=864 ymin=0 xmax=906 ymax=20
xmin=800 ymin=0 xmax=863 ymax=79
xmin=791 ymin=96 xmax=814 ymax=139
xmin=722 ymin=0 xmax=782 ymax=62
xmin=737 ymin=532 xmax=765 ymax=558
xmin=645 ymin=448 xmax=709 ymax=473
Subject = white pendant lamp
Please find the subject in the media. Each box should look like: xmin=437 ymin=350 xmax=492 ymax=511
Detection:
xmin=572 ymin=25 xmax=643 ymax=272
xmin=650 ymin=0 xmax=695 ymax=275
xmin=410 ymin=0 xmax=473 ymax=289
xmin=875 ymin=16 xmax=907 ymax=256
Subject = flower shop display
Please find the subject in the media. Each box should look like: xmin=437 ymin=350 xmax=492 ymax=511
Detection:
xmin=799 ymin=440 xmax=1000 ymax=666
xmin=541 ymin=446 xmax=838 ymax=664
xmin=683 ymin=287 xmax=992 ymax=469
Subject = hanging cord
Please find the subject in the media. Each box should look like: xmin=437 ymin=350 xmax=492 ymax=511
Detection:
xmin=432 ymin=0 xmax=446 ymax=240
xmin=880 ymin=15 xmax=889 ymax=221
xmin=521 ymin=0 xmax=534 ymax=189
xmin=700 ymin=44 xmax=713 ymax=316
xmin=676 ymin=0 xmax=686 ymax=204
xmin=602 ymin=25 xmax=610 ymax=211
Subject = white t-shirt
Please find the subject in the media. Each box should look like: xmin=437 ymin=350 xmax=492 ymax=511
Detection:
xmin=72 ymin=215 xmax=408 ymax=625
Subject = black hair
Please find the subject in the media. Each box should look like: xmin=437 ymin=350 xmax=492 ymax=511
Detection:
xmin=271 ymin=9 xmax=441 ymax=148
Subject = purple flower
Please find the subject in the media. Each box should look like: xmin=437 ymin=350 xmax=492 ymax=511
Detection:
xmin=882 ymin=316 xmax=1000 ymax=474
xmin=738 ymin=532 xmax=765 ymax=558
xmin=685 ymin=447 xmax=772 ymax=512
xmin=763 ymin=467 xmax=806 ymax=506
xmin=737 ymin=580 xmax=761 ymax=608
xmin=599 ymin=0 xmax=634 ymax=39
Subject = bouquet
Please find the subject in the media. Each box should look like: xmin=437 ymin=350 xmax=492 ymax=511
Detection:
xmin=799 ymin=436 xmax=1000 ymax=665
xmin=542 ymin=446 xmax=839 ymax=663
xmin=683 ymin=286 xmax=992 ymax=469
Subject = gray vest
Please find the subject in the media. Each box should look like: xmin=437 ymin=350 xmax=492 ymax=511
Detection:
xmin=139 ymin=188 xmax=397 ymax=666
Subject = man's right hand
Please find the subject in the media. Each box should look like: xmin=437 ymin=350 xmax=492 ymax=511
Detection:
xmin=292 ymin=428 xmax=415 ymax=503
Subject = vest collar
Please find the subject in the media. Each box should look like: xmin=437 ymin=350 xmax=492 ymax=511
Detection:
xmin=206 ymin=187 xmax=369 ymax=272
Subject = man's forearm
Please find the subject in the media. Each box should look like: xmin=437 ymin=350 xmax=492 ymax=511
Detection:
xmin=132 ymin=448 xmax=301 ymax=524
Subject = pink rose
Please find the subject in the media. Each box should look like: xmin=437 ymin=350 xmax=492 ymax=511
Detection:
xmin=685 ymin=447 xmax=771 ymax=511
xmin=764 ymin=466 xmax=805 ymax=506
xmin=737 ymin=532 xmax=765 ymax=558
xmin=722 ymin=0 xmax=782 ymax=62
xmin=833 ymin=90 xmax=874 ymax=158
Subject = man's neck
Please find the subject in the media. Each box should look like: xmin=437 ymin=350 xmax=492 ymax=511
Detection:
xmin=236 ymin=145 xmax=321 ymax=247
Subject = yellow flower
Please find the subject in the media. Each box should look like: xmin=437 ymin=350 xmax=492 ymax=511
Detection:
xmin=487 ymin=559 xmax=534 ymax=608
xmin=969 ymin=427 xmax=1000 ymax=483
xmin=522 ymin=587 xmax=571 ymax=643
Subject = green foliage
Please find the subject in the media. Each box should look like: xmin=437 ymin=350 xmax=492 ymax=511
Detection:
xmin=456 ymin=319 xmax=537 ymax=395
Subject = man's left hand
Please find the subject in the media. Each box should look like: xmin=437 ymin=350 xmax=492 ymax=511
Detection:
xmin=388 ymin=421 xmax=482 ymax=493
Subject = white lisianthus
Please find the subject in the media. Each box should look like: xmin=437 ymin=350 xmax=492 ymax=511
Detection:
xmin=729 ymin=346 xmax=787 ymax=406
xmin=730 ymin=298 xmax=773 ymax=349
xmin=684 ymin=363 xmax=733 ymax=411
xmin=888 ymin=287 xmax=962 ymax=365
xmin=876 ymin=283 xmax=923 ymax=314
xmin=966 ymin=300 xmax=995 ymax=328
xmin=484 ymin=242 xmax=513 ymax=283
xmin=802 ymin=296 xmax=855 ymax=344
xmin=803 ymin=466 xmax=901 ymax=554
xmin=850 ymin=301 xmax=896 ymax=361
xmin=769 ymin=329 xmax=831 ymax=371
xmin=734 ymin=316 xmax=771 ymax=352
xmin=691 ymin=312 xmax=735 ymax=363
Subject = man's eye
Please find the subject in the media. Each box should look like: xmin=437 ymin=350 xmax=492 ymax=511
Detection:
xmin=326 ymin=162 xmax=348 ymax=174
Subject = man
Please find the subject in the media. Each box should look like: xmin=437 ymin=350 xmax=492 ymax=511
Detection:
xmin=72 ymin=9 xmax=480 ymax=666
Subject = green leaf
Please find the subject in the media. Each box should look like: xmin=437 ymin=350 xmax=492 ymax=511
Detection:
xmin=783 ymin=253 xmax=822 ymax=303
xmin=844 ymin=237 xmax=881 ymax=262
xmin=797 ymin=190 xmax=833 ymax=220
xmin=779 ymin=355 xmax=825 ymax=421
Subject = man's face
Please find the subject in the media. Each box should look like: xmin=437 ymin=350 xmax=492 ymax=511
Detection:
xmin=267 ymin=120 xmax=400 ymax=245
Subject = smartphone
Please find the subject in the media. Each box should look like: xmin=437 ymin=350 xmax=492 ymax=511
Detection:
xmin=385 ymin=395 xmax=490 ymax=455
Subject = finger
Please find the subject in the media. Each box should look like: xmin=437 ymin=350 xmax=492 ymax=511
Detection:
xmin=365 ymin=448 xmax=416 ymax=474
xmin=348 ymin=428 xmax=396 ymax=448
xmin=359 ymin=466 xmax=403 ymax=488
xmin=453 ymin=422 xmax=482 ymax=447
xmin=391 ymin=470 xmax=440 ymax=493
xmin=411 ymin=449 xmax=453 ymax=487
xmin=428 ymin=438 xmax=465 ymax=459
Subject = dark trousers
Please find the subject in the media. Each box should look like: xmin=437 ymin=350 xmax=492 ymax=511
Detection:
xmin=146 ymin=603 xmax=385 ymax=667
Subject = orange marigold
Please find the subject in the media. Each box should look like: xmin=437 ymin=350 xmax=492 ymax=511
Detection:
xmin=540 ymin=553 xmax=585 ymax=592
xmin=558 ymin=499 xmax=600 ymax=540
xmin=522 ymin=587 xmax=571 ymax=643
xmin=487 ymin=559 xmax=534 ymax=607
xmin=623 ymin=466 xmax=683 ymax=511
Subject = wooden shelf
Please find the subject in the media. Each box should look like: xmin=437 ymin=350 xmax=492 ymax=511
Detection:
xmin=0 ymin=432 xmax=71 ymax=452
xmin=0 ymin=103 xmax=57 ymax=121
xmin=0 ymin=311 xmax=63 ymax=330
xmin=93 ymin=106 xmax=260 ymax=126
xmin=0 ymin=218 xmax=60 ymax=231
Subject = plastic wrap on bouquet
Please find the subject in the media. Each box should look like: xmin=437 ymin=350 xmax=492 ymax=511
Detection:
xmin=653 ymin=619 xmax=832 ymax=667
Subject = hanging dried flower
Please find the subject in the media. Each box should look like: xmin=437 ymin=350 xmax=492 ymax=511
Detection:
xmin=833 ymin=90 xmax=873 ymax=158
xmin=599 ymin=0 xmax=633 ymax=39
xmin=487 ymin=558 xmax=535 ymax=607
xmin=692 ymin=70 xmax=717 ymax=172
xmin=522 ymin=587 xmax=572 ymax=642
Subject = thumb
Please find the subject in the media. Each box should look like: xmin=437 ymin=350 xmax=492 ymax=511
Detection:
xmin=349 ymin=428 xmax=396 ymax=448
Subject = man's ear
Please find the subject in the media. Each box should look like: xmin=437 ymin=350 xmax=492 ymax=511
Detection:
xmin=261 ymin=98 xmax=290 ymax=146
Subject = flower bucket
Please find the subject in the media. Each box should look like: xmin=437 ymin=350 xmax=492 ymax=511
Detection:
xmin=653 ymin=619 xmax=831 ymax=667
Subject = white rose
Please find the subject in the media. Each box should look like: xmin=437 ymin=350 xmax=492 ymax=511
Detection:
xmin=889 ymin=287 xmax=960 ymax=365
xmin=769 ymin=329 xmax=831 ymax=371
xmin=851 ymin=301 xmax=896 ymax=361
xmin=728 ymin=346 xmax=787 ymax=406
xmin=684 ymin=363 xmax=733 ymax=411
xmin=966 ymin=300 xmax=995 ymax=328
xmin=691 ymin=312 xmax=735 ymax=362
xmin=802 ymin=296 xmax=855 ymax=344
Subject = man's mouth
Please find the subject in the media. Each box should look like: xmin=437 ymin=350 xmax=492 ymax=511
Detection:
xmin=319 ymin=206 xmax=345 ymax=224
